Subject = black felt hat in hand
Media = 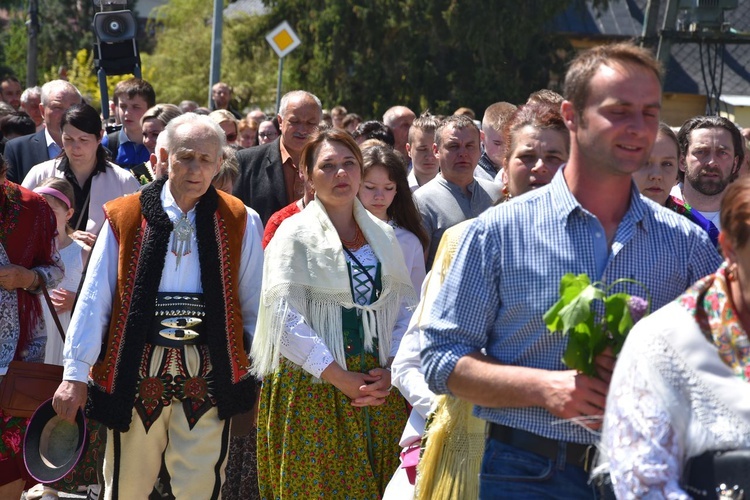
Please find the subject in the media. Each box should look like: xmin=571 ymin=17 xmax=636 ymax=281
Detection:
xmin=23 ymin=399 xmax=87 ymax=483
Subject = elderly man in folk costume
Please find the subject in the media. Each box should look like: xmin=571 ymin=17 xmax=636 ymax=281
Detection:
xmin=52 ymin=113 xmax=264 ymax=499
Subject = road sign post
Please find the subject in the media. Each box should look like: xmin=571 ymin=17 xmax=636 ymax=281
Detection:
xmin=266 ymin=21 xmax=301 ymax=113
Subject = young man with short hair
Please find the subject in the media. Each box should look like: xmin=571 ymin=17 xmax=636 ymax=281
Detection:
xmin=422 ymin=42 xmax=722 ymax=498
xmin=102 ymin=78 xmax=156 ymax=169
xmin=0 ymin=76 xmax=22 ymax=110
xmin=477 ymin=101 xmax=517 ymax=181
xmin=405 ymin=114 xmax=440 ymax=191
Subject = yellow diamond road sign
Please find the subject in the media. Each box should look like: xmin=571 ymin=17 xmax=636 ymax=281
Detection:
xmin=266 ymin=21 xmax=301 ymax=58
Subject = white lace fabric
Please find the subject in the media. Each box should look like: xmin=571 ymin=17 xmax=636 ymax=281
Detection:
xmin=599 ymin=302 xmax=750 ymax=498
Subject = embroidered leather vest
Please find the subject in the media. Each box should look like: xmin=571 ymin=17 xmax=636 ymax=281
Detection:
xmin=88 ymin=181 xmax=256 ymax=431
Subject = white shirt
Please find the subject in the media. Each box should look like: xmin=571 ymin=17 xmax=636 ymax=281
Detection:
xmin=62 ymin=182 xmax=264 ymax=383
xmin=407 ymin=171 xmax=420 ymax=193
xmin=696 ymin=208 xmax=721 ymax=231
xmin=391 ymin=277 xmax=434 ymax=447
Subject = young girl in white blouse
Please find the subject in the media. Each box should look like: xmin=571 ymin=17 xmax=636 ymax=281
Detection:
xmin=358 ymin=144 xmax=428 ymax=296
xmin=33 ymin=177 xmax=89 ymax=365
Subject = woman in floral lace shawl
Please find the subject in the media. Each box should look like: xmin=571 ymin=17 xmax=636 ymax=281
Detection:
xmin=0 ymin=153 xmax=62 ymax=496
xmin=598 ymin=176 xmax=750 ymax=498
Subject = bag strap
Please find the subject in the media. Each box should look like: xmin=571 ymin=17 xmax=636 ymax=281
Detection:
xmin=41 ymin=283 xmax=65 ymax=341
xmin=106 ymin=130 xmax=120 ymax=159
xmin=73 ymin=190 xmax=92 ymax=231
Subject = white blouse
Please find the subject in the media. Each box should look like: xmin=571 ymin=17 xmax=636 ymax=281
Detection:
xmin=43 ymin=239 xmax=87 ymax=365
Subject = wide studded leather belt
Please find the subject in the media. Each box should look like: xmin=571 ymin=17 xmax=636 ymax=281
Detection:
xmin=148 ymin=293 xmax=206 ymax=347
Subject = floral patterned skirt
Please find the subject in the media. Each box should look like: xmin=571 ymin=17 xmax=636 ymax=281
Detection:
xmin=0 ymin=409 xmax=32 ymax=487
xmin=257 ymin=355 xmax=407 ymax=499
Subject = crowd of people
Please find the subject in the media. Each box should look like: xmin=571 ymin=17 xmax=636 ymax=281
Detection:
xmin=1 ymin=40 xmax=750 ymax=499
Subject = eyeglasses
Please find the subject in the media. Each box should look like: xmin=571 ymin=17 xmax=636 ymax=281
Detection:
xmin=259 ymin=132 xmax=278 ymax=139
xmin=226 ymin=133 xmax=237 ymax=141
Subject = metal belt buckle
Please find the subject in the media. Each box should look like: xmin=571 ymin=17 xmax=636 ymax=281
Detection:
xmin=160 ymin=316 xmax=202 ymax=329
xmin=583 ymin=445 xmax=596 ymax=473
xmin=159 ymin=328 xmax=200 ymax=341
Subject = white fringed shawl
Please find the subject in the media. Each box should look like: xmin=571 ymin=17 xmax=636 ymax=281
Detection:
xmin=251 ymin=197 xmax=417 ymax=378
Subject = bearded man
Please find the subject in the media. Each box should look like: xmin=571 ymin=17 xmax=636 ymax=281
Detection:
xmin=675 ymin=115 xmax=744 ymax=233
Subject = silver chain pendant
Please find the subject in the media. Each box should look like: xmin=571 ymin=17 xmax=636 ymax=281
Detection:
xmin=171 ymin=213 xmax=193 ymax=269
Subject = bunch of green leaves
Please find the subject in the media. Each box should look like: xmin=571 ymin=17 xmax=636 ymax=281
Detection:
xmin=543 ymin=274 xmax=648 ymax=377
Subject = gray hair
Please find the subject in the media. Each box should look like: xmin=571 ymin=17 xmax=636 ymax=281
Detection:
xmin=165 ymin=112 xmax=226 ymax=155
xmin=20 ymin=86 xmax=41 ymax=105
xmin=278 ymin=90 xmax=322 ymax=117
xmin=40 ymin=80 xmax=81 ymax=107
xmin=214 ymin=146 xmax=240 ymax=185
xmin=154 ymin=130 xmax=169 ymax=158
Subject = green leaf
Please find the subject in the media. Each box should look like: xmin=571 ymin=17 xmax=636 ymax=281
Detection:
xmin=544 ymin=274 xmax=592 ymax=332
xmin=603 ymin=293 xmax=634 ymax=355
xmin=556 ymin=284 xmax=604 ymax=333
xmin=563 ymin=320 xmax=601 ymax=376
xmin=603 ymin=293 xmax=628 ymax=335
xmin=559 ymin=273 xmax=590 ymax=296
xmin=562 ymin=325 xmax=591 ymax=375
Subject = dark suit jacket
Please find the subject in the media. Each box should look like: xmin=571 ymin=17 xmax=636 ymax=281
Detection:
xmin=4 ymin=130 xmax=51 ymax=184
xmin=233 ymin=139 xmax=289 ymax=226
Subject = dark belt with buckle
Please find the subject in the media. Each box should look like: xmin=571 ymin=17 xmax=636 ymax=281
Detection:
xmin=488 ymin=423 xmax=596 ymax=472
xmin=148 ymin=292 xmax=206 ymax=348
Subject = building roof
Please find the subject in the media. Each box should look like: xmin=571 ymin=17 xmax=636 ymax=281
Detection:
xmin=553 ymin=0 xmax=750 ymax=96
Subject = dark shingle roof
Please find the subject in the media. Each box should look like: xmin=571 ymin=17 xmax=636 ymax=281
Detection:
xmin=553 ymin=0 xmax=750 ymax=95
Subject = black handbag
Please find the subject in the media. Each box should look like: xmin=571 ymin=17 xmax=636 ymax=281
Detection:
xmin=683 ymin=450 xmax=750 ymax=499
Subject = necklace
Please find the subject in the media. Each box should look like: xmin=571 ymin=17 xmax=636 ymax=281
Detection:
xmin=171 ymin=213 xmax=194 ymax=269
xmin=340 ymin=223 xmax=366 ymax=250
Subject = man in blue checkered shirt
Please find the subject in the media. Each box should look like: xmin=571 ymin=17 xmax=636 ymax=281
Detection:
xmin=421 ymin=43 xmax=722 ymax=499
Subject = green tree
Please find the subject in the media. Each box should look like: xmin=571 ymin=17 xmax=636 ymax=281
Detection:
xmin=241 ymin=0 xmax=575 ymax=118
xmin=144 ymin=0 xmax=277 ymax=112
xmin=0 ymin=0 xmax=95 ymax=84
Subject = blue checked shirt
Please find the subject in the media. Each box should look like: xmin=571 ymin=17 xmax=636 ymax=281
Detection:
xmin=421 ymin=168 xmax=722 ymax=444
